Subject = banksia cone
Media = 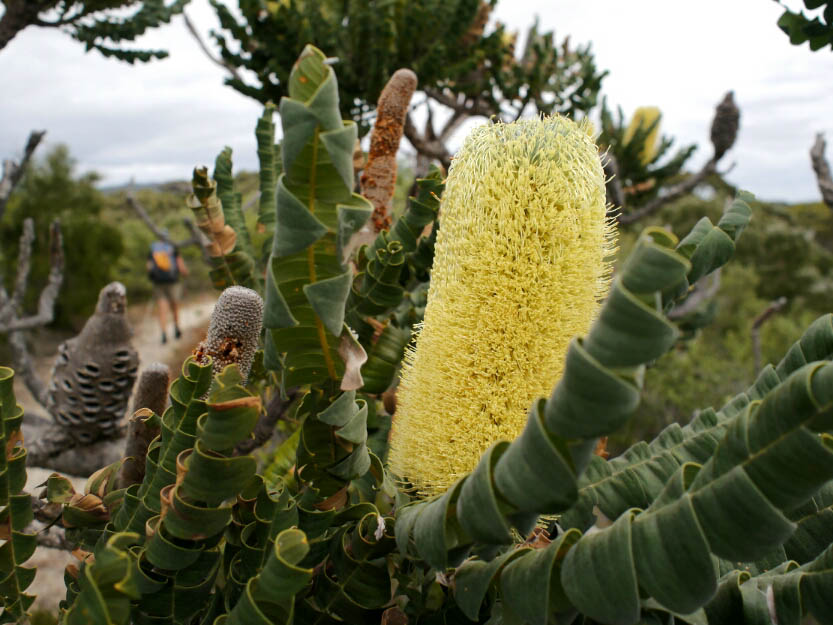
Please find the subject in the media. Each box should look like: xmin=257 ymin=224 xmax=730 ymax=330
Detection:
xmin=46 ymin=281 xmax=139 ymax=443
xmin=710 ymin=91 xmax=739 ymax=160
xmin=361 ymin=68 xmax=418 ymax=232
xmin=194 ymin=286 xmax=263 ymax=382
xmin=388 ymin=116 xmax=615 ymax=495
xmin=623 ymin=106 xmax=661 ymax=165
xmin=118 ymin=362 xmax=170 ymax=488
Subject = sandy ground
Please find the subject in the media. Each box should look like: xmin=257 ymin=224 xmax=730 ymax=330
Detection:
xmin=14 ymin=291 xmax=218 ymax=615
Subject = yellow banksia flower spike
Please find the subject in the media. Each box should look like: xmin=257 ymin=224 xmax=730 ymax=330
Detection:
xmin=623 ymin=106 xmax=661 ymax=165
xmin=388 ymin=115 xmax=616 ymax=495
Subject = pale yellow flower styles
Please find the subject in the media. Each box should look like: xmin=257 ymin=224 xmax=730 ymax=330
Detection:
xmin=388 ymin=115 xmax=616 ymax=495
xmin=623 ymin=106 xmax=662 ymax=165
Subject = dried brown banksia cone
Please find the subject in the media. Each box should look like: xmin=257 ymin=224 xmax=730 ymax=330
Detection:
xmin=46 ymin=281 xmax=139 ymax=444
xmin=710 ymin=91 xmax=740 ymax=161
xmin=360 ymin=68 xmax=418 ymax=232
xmin=194 ymin=286 xmax=263 ymax=382
xmin=117 ymin=362 xmax=170 ymax=488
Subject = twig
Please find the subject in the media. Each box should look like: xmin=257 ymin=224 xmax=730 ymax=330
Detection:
xmin=751 ymin=296 xmax=788 ymax=376
xmin=619 ymin=91 xmax=739 ymax=225
xmin=0 ymin=130 xmax=45 ymax=222
xmin=26 ymin=425 xmax=125 ymax=476
xmin=618 ymin=159 xmax=717 ymax=225
xmin=25 ymin=425 xmax=77 ymax=469
xmin=424 ymin=87 xmax=494 ymax=119
xmin=35 ymin=527 xmax=73 ymax=551
xmin=667 ymin=269 xmax=721 ymax=320
xmin=0 ymin=219 xmax=64 ymax=410
xmin=234 ymin=389 xmax=300 ymax=456
xmin=10 ymin=218 xmax=35 ymax=312
xmin=181 ymin=10 xmax=244 ymax=83
xmin=126 ymin=191 xmax=172 ymax=243
xmin=810 ymin=133 xmax=833 ymax=209
xmin=0 ymin=219 xmax=64 ymax=333
xmin=438 ymin=108 xmax=467 ymax=143
xmin=404 ymin=112 xmax=451 ymax=170
xmin=126 ymin=191 xmax=212 ymax=260
xmin=7 ymin=331 xmax=48 ymax=408
xmin=182 ymin=217 xmax=213 ymax=262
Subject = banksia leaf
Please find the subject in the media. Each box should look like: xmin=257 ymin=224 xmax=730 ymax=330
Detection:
xmin=0 ymin=367 xmax=37 ymax=623
xmin=188 ymin=164 xmax=262 ymax=290
xmin=389 ymin=115 xmax=615 ymax=495
xmin=263 ymin=45 xmax=372 ymax=388
xmin=256 ymin=104 xmax=278 ymax=232
xmin=623 ymin=106 xmax=661 ymax=166
xmin=62 ymin=532 xmax=141 ymax=625
xmin=360 ymin=68 xmax=418 ymax=232
xmin=194 ymin=286 xmax=264 ymax=383
xmin=223 ymin=528 xmax=313 ymax=625
xmin=212 ymin=149 xmax=261 ymax=290
xmin=346 ymin=168 xmax=443 ymax=345
xmin=112 ymin=357 xmax=212 ymax=536
xmin=186 ymin=167 xmax=237 ymax=257
xmin=214 ymin=147 xmax=255 ymax=258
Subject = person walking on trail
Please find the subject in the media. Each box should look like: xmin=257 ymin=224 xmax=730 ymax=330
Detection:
xmin=147 ymin=239 xmax=189 ymax=344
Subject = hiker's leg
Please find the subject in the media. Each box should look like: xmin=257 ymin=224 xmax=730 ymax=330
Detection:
xmin=168 ymin=284 xmax=182 ymax=339
xmin=155 ymin=286 xmax=169 ymax=343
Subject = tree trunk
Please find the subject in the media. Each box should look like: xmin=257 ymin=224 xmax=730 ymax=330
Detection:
xmin=0 ymin=2 xmax=45 ymax=51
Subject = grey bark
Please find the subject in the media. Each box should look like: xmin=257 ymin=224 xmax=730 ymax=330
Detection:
xmin=811 ymin=133 xmax=833 ymax=209
xmin=0 ymin=130 xmax=45 ymax=221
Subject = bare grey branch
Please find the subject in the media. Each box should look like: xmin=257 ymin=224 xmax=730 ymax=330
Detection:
xmin=0 ymin=130 xmax=45 ymax=221
xmin=811 ymin=133 xmax=833 ymax=209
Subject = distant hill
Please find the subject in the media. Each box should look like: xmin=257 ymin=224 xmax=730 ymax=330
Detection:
xmin=98 ymin=180 xmax=192 ymax=195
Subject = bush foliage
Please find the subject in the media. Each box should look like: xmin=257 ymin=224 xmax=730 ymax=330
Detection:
xmin=2 ymin=45 xmax=833 ymax=625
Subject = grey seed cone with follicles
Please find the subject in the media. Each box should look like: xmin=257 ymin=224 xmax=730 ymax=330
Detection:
xmin=46 ymin=281 xmax=139 ymax=444
xmin=194 ymin=286 xmax=264 ymax=383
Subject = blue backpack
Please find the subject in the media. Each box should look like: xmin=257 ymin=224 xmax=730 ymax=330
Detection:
xmin=149 ymin=241 xmax=179 ymax=283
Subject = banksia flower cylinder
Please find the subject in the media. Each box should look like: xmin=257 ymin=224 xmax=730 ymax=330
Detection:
xmin=388 ymin=116 xmax=615 ymax=495
xmin=623 ymin=106 xmax=661 ymax=165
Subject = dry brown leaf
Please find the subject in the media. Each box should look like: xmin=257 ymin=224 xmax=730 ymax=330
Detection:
xmin=5 ymin=428 xmax=23 ymax=459
xmin=594 ymin=436 xmax=610 ymax=459
xmin=313 ymin=486 xmax=349 ymax=511
xmin=381 ymin=606 xmax=409 ymax=625
xmin=338 ymin=329 xmax=368 ymax=391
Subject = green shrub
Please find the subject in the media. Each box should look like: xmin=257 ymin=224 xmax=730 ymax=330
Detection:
xmin=6 ymin=47 xmax=833 ymax=625
xmin=1 ymin=146 xmax=123 ymax=328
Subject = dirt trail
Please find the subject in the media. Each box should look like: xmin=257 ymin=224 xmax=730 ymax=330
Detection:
xmin=17 ymin=290 xmax=218 ymax=615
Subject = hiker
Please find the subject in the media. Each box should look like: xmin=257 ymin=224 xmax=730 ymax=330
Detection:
xmin=147 ymin=239 xmax=189 ymax=344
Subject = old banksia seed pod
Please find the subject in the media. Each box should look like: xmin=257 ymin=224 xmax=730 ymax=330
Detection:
xmin=47 ymin=281 xmax=138 ymax=443
xmin=388 ymin=115 xmax=615 ymax=495
xmin=194 ymin=286 xmax=263 ymax=382
xmin=710 ymin=91 xmax=740 ymax=161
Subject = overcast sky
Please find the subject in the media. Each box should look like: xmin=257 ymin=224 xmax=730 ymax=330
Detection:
xmin=1 ymin=0 xmax=832 ymax=203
